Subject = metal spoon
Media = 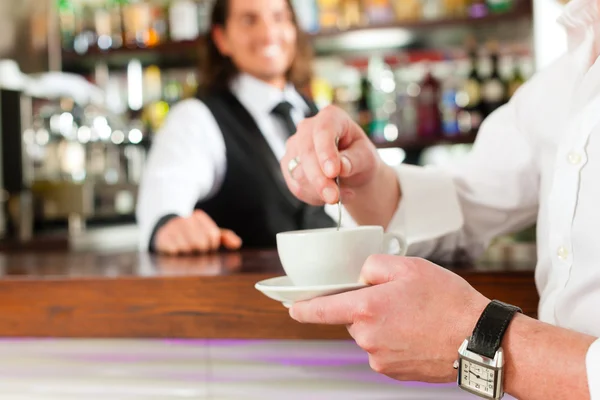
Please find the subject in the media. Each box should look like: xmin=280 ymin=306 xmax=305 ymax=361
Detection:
xmin=335 ymin=137 xmax=341 ymax=231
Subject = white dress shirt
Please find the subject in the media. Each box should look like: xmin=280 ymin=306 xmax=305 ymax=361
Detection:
xmin=136 ymin=73 xmax=345 ymax=250
xmin=385 ymin=0 xmax=600 ymax=395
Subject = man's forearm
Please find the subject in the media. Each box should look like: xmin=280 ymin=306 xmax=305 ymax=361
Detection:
xmin=503 ymin=313 xmax=596 ymax=400
xmin=344 ymin=163 xmax=401 ymax=229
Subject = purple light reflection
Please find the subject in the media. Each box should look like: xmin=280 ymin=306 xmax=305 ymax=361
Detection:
xmin=256 ymin=355 xmax=367 ymax=367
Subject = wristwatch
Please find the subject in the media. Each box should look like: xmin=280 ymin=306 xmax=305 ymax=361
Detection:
xmin=454 ymin=300 xmax=522 ymax=399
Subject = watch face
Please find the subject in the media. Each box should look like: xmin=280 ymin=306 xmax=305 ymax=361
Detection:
xmin=460 ymin=359 xmax=497 ymax=397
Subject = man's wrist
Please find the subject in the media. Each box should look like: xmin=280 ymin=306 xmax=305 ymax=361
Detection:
xmin=346 ymin=162 xmax=401 ymax=228
xmin=454 ymin=295 xmax=490 ymax=355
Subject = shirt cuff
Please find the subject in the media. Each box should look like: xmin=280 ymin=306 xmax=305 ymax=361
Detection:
xmin=147 ymin=214 xmax=180 ymax=253
xmin=587 ymin=338 xmax=600 ymax=399
xmin=386 ymin=164 xmax=464 ymax=255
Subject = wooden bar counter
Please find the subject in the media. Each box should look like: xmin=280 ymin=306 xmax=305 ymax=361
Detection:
xmin=0 ymin=249 xmax=538 ymax=339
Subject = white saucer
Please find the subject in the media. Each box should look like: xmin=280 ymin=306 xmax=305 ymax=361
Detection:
xmin=254 ymin=276 xmax=368 ymax=308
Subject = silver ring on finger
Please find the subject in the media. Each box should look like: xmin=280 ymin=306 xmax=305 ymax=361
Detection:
xmin=287 ymin=156 xmax=301 ymax=177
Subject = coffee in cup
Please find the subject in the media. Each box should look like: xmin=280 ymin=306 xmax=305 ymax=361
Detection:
xmin=276 ymin=225 xmax=407 ymax=287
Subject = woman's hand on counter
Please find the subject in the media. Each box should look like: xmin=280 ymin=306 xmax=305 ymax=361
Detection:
xmin=155 ymin=210 xmax=242 ymax=255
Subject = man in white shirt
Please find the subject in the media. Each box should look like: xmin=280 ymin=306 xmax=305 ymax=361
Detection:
xmin=280 ymin=0 xmax=600 ymax=398
xmin=136 ymin=0 xmax=337 ymax=255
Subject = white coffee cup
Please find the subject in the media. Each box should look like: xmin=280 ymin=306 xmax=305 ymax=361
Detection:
xmin=276 ymin=225 xmax=407 ymax=287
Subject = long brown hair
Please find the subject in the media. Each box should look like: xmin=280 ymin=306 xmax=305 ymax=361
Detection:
xmin=197 ymin=0 xmax=313 ymax=95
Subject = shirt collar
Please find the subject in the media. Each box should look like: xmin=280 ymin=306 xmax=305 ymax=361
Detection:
xmin=229 ymin=72 xmax=309 ymax=118
xmin=556 ymin=0 xmax=600 ymax=63
xmin=557 ymin=0 xmax=600 ymax=30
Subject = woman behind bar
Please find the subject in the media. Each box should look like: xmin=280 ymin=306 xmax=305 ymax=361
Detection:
xmin=136 ymin=0 xmax=335 ymax=255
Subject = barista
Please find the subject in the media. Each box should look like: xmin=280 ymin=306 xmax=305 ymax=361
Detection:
xmin=136 ymin=0 xmax=335 ymax=255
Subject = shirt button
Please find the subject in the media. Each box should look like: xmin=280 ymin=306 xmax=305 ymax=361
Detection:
xmin=557 ymin=246 xmax=569 ymax=261
xmin=567 ymin=152 xmax=582 ymax=165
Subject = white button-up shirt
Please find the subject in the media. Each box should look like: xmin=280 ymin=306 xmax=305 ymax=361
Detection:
xmin=387 ymin=0 xmax=600 ymax=395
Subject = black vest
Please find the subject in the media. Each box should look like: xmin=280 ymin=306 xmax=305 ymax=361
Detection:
xmin=195 ymin=89 xmax=335 ymax=248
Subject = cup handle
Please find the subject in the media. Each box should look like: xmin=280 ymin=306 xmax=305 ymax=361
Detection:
xmin=383 ymin=232 xmax=407 ymax=256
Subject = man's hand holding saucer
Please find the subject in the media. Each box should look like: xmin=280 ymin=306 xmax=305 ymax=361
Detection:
xmin=289 ymin=254 xmax=490 ymax=384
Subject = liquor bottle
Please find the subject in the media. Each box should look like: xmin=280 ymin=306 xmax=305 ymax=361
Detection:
xmin=340 ymin=0 xmax=365 ymax=29
xmin=457 ymin=38 xmax=484 ymax=134
xmin=444 ymin=0 xmax=468 ymax=17
xmin=357 ymin=76 xmax=372 ymax=136
xmin=507 ymin=57 xmax=525 ymax=98
xmin=74 ymin=3 xmax=97 ymax=54
xmin=292 ymin=0 xmax=320 ymax=33
xmin=416 ymin=63 xmax=441 ymax=138
xmin=109 ymin=0 xmax=125 ymax=49
xmin=468 ymin=0 xmax=488 ymax=18
xmin=481 ymin=41 xmax=508 ymax=117
xmin=148 ymin=1 xmax=169 ymax=46
xmin=486 ymin=0 xmax=513 ymax=13
xmin=392 ymin=66 xmax=418 ymax=139
xmin=367 ymin=56 xmax=395 ymax=141
xmin=163 ymin=79 xmax=183 ymax=105
xmin=422 ymin=0 xmax=445 ymax=20
xmin=169 ymin=0 xmax=200 ymax=41
xmin=198 ymin=0 xmax=215 ymax=35
xmin=440 ymin=62 xmax=460 ymax=137
xmin=95 ymin=2 xmax=113 ymax=50
xmin=123 ymin=0 xmax=152 ymax=48
xmin=392 ymin=0 xmax=422 ymax=21
xmin=57 ymin=0 xmax=76 ymax=51
xmin=317 ymin=0 xmax=340 ymax=30
xmin=363 ymin=0 xmax=395 ymax=24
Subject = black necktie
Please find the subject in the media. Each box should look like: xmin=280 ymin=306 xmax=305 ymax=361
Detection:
xmin=271 ymin=101 xmax=297 ymax=138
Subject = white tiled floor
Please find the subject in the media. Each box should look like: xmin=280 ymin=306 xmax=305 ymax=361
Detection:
xmin=0 ymin=339 xmax=514 ymax=399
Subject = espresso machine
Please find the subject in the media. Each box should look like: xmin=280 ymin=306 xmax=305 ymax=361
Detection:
xmin=0 ymin=87 xmax=147 ymax=242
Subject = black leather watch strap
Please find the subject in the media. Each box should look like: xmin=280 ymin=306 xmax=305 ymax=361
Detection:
xmin=467 ymin=300 xmax=522 ymax=359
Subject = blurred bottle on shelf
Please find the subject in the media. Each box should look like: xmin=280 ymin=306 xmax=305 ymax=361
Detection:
xmin=148 ymin=1 xmax=169 ymax=46
xmin=443 ymin=0 xmax=468 ymax=17
xmin=198 ymin=0 xmax=216 ymax=34
xmin=169 ymin=0 xmax=200 ymax=41
xmin=317 ymin=0 xmax=340 ymax=30
xmin=456 ymin=37 xmax=484 ymax=134
xmin=292 ymin=0 xmax=320 ymax=33
xmin=391 ymin=0 xmax=422 ymax=21
xmin=339 ymin=0 xmax=365 ymax=28
xmin=416 ymin=63 xmax=442 ymax=138
xmin=122 ymin=0 xmax=152 ymax=48
xmin=332 ymin=86 xmax=356 ymax=120
xmin=507 ymin=53 xmax=526 ymax=98
xmin=468 ymin=0 xmax=488 ymax=18
xmin=94 ymin=1 xmax=115 ymax=50
xmin=481 ymin=40 xmax=508 ymax=117
xmin=486 ymin=0 xmax=514 ymax=13
xmin=439 ymin=61 xmax=460 ymax=137
xmin=363 ymin=0 xmax=395 ymax=24
xmin=367 ymin=56 xmax=396 ymax=142
xmin=109 ymin=0 xmax=126 ymax=49
xmin=422 ymin=0 xmax=446 ymax=20
xmin=357 ymin=75 xmax=373 ymax=136
xmin=73 ymin=2 xmax=97 ymax=54
xmin=163 ymin=78 xmax=183 ymax=105
xmin=391 ymin=64 xmax=418 ymax=139
xmin=58 ymin=0 xmax=77 ymax=51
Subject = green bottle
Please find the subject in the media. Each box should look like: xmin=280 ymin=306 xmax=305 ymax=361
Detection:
xmin=485 ymin=0 xmax=513 ymax=13
xmin=57 ymin=0 xmax=76 ymax=51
